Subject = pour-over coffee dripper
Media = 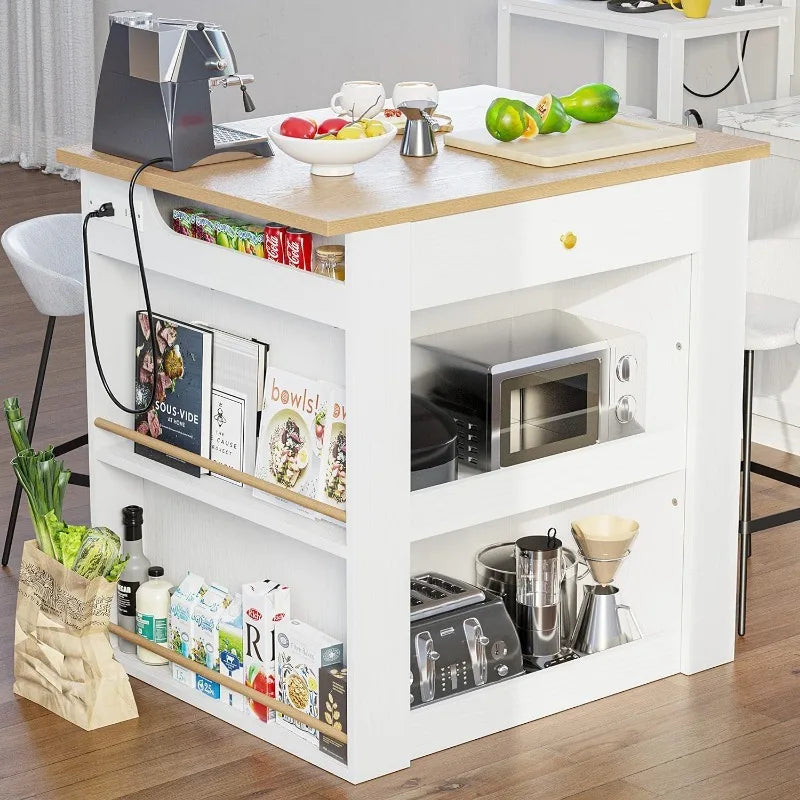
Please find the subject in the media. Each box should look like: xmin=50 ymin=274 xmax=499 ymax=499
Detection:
xmin=570 ymin=514 xmax=642 ymax=654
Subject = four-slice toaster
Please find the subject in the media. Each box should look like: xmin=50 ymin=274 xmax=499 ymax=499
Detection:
xmin=410 ymin=573 xmax=523 ymax=708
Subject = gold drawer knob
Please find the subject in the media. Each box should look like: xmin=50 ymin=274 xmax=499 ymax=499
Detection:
xmin=560 ymin=232 xmax=577 ymax=250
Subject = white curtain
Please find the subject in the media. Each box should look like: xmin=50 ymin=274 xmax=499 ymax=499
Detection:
xmin=0 ymin=0 xmax=95 ymax=180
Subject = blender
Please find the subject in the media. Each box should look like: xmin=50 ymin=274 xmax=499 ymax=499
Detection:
xmin=570 ymin=514 xmax=642 ymax=655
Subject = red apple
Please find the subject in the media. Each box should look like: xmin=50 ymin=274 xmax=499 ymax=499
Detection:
xmin=279 ymin=116 xmax=317 ymax=139
xmin=317 ymin=118 xmax=349 ymax=136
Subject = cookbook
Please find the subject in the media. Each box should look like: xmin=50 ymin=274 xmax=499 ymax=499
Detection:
xmin=134 ymin=311 xmax=213 ymax=476
xmin=253 ymin=368 xmax=329 ymax=516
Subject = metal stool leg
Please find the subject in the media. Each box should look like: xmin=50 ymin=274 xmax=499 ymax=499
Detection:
xmin=737 ymin=349 xmax=755 ymax=636
xmin=2 ymin=316 xmax=56 ymax=567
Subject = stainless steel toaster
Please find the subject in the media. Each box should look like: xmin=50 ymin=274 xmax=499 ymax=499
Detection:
xmin=410 ymin=573 xmax=523 ymax=707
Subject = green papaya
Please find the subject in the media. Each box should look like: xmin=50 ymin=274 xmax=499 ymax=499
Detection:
xmin=535 ymin=94 xmax=571 ymax=134
xmin=559 ymin=84 xmax=620 ymax=124
xmin=485 ymin=98 xmax=541 ymax=142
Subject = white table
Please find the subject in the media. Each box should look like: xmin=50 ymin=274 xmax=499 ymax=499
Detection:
xmin=498 ymin=0 xmax=796 ymax=123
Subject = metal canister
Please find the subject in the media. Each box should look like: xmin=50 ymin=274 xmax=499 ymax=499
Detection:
xmin=477 ymin=541 xmax=579 ymax=647
xmin=515 ymin=532 xmax=563 ymax=661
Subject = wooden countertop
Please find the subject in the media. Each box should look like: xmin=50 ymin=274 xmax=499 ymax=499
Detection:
xmin=58 ymin=85 xmax=767 ymax=236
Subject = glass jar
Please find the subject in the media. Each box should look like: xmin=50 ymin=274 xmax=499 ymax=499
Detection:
xmin=314 ymin=245 xmax=345 ymax=281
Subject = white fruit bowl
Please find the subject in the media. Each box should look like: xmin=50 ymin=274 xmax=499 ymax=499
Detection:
xmin=268 ymin=121 xmax=397 ymax=177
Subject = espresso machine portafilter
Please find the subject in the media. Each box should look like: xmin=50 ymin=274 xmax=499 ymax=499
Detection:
xmin=516 ymin=530 xmax=563 ymax=669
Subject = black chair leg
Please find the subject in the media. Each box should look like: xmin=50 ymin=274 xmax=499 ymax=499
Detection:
xmin=2 ymin=316 xmax=56 ymax=567
xmin=737 ymin=349 xmax=755 ymax=636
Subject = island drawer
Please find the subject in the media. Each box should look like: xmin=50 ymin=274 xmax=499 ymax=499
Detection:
xmin=409 ymin=171 xmax=700 ymax=310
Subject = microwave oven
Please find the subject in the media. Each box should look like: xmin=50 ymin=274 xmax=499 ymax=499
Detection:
xmin=411 ymin=310 xmax=645 ymax=471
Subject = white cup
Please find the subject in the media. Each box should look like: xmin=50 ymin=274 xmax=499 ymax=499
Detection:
xmin=392 ymin=81 xmax=439 ymax=109
xmin=330 ymin=81 xmax=386 ymax=119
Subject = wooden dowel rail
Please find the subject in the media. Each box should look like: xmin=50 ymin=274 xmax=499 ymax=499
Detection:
xmin=94 ymin=417 xmax=346 ymax=523
xmin=110 ymin=623 xmax=347 ymax=745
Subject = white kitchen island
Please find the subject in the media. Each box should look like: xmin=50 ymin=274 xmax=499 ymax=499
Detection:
xmin=58 ymin=86 xmax=766 ymax=784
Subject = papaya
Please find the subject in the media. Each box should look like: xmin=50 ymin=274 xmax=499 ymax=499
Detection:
xmin=535 ymin=94 xmax=571 ymax=134
xmin=559 ymin=84 xmax=620 ymax=124
xmin=485 ymin=97 xmax=541 ymax=142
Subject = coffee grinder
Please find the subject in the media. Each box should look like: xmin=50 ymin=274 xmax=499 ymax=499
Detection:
xmin=570 ymin=514 xmax=642 ymax=654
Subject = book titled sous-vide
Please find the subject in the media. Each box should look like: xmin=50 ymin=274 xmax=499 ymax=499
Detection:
xmin=134 ymin=311 xmax=213 ymax=477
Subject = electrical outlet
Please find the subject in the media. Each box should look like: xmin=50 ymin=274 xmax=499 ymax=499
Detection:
xmin=85 ymin=190 xmax=143 ymax=230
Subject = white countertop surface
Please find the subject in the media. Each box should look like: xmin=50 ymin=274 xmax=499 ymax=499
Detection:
xmin=718 ymin=96 xmax=800 ymax=140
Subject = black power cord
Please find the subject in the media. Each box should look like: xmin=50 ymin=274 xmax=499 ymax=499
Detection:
xmin=82 ymin=156 xmax=171 ymax=415
xmin=683 ymin=0 xmax=762 ymax=99
xmin=684 ymin=32 xmax=750 ymax=98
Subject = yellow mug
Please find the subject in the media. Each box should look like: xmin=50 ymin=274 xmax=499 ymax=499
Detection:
xmin=668 ymin=0 xmax=711 ymax=17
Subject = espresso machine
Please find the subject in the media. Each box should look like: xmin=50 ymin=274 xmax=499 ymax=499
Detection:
xmin=93 ymin=11 xmax=273 ymax=171
xmin=570 ymin=515 xmax=642 ymax=654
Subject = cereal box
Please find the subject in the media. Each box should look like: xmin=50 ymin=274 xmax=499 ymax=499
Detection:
xmin=169 ymin=572 xmax=207 ymax=688
xmin=253 ymin=368 xmax=327 ymax=517
xmin=243 ymin=580 xmax=291 ymax=723
xmin=191 ymin=584 xmax=229 ymax=701
xmin=317 ymin=384 xmax=346 ymax=516
xmin=219 ymin=592 xmax=245 ymax=712
xmin=319 ymin=664 xmax=347 ymax=764
xmin=276 ymin=619 xmax=344 ymax=745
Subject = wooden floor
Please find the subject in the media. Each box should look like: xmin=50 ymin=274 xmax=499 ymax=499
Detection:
xmin=1 ymin=164 xmax=799 ymax=799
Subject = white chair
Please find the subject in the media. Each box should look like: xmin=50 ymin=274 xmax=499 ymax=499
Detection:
xmin=1 ymin=214 xmax=89 ymax=566
xmin=738 ymin=238 xmax=800 ymax=635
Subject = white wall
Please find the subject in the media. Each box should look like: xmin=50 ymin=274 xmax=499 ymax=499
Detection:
xmin=94 ymin=1 xmax=796 ymax=127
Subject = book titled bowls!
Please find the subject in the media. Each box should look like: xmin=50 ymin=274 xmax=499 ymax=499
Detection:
xmin=134 ymin=311 xmax=213 ymax=476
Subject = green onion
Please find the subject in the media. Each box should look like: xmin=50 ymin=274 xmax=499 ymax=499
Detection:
xmin=4 ymin=397 xmax=31 ymax=455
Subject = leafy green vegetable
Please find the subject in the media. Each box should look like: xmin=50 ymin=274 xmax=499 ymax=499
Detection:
xmin=45 ymin=512 xmax=88 ymax=570
xmin=73 ymin=527 xmax=125 ymax=581
xmin=105 ymin=554 xmax=129 ymax=583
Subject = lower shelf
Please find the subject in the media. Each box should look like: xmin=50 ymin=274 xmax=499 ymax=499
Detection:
xmin=114 ymin=648 xmax=351 ymax=780
xmin=408 ymin=633 xmax=681 ymax=760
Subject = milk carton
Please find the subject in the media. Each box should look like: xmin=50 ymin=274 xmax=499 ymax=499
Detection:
xmin=191 ymin=583 xmax=229 ymax=701
xmin=243 ymin=580 xmax=291 ymax=723
xmin=218 ymin=593 xmax=245 ymax=712
xmin=275 ymin=619 xmax=344 ymax=745
xmin=169 ymin=572 xmax=207 ymax=688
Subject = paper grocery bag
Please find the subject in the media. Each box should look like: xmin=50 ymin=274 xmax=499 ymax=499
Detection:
xmin=13 ymin=539 xmax=138 ymax=730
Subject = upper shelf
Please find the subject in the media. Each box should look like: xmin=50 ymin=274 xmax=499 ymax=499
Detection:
xmin=96 ymin=441 xmax=347 ymax=558
xmin=57 ymin=86 xmax=767 ymax=237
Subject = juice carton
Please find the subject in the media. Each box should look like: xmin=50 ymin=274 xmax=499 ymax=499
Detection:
xmin=243 ymin=580 xmax=291 ymax=723
xmin=191 ymin=583 xmax=229 ymax=701
xmin=275 ymin=619 xmax=344 ymax=745
xmin=193 ymin=210 xmax=216 ymax=243
xmin=218 ymin=592 xmax=245 ymax=712
xmin=233 ymin=223 xmax=266 ymax=258
xmin=319 ymin=664 xmax=347 ymax=764
xmin=169 ymin=572 xmax=207 ymax=688
xmin=172 ymin=207 xmax=200 ymax=237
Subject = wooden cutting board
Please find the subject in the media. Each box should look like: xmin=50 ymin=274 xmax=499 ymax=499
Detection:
xmin=444 ymin=116 xmax=696 ymax=168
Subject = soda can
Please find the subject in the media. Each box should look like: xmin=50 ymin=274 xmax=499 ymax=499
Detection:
xmin=284 ymin=228 xmax=313 ymax=271
xmin=264 ymin=222 xmax=287 ymax=263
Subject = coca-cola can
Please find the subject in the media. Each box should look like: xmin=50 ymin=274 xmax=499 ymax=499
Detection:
xmin=263 ymin=222 xmax=287 ymax=263
xmin=284 ymin=228 xmax=313 ymax=271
